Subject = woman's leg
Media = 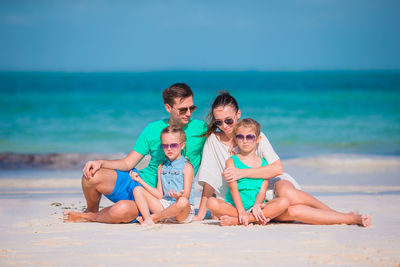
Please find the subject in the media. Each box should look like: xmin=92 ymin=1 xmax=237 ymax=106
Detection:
xmin=276 ymin=204 xmax=372 ymax=227
xmin=133 ymin=187 xmax=163 ymax=226
xmin=275 ymin=180 xmax=333 ymax=210
xmin=193 ymin=182 xmax=216 ymax=221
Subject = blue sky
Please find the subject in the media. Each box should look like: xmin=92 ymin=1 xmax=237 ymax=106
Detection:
xmin=0 ymin=0 xmax=399 ymax=71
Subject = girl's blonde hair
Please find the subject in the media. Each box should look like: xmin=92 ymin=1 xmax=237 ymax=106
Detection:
xmin=160 ymin=126 xmax=188 ymax=163
xmin=234 ymin=118 xmax=261 ymax=136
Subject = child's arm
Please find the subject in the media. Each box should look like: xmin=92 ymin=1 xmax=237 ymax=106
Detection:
xmin=226 ymin=158 xmax=249 ymax=226
xmin=168 ymin=163 xmax=194 ymax=200
xmin=252 ymin=180 xmax=269 ymax=223
xmin=130 ymin=166 xmax=163 ymax=199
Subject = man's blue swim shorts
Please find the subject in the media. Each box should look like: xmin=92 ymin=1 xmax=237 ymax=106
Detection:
xmin=104 ymin=168 xmax=142 ymax=203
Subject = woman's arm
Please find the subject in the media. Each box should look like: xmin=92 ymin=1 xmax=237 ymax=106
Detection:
xmin=130 ymin=165 xmax=163 ymax=199
xmin=223 ymin=159 xmax=283 ymax=183
xmin=83 ymin=150 xmax=144 ymax=179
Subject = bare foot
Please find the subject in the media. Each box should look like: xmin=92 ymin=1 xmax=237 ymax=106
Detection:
xmin=360 ymin=214 xmax=372 ymax=227
xmin=63 ymin=211 xmax=91 ymax=223
xmin=137 ymin=216 xmax=144 ymax=224
xmin=220 ymin=215 xmax=239 ymax=226
xmin=192 ymin=215 xmax=203 ymax=221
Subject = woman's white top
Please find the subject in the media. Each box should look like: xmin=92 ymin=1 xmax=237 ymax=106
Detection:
xmin=197 ymin=132 xmax=301 ymax=199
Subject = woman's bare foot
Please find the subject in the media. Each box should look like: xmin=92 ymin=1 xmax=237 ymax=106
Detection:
xmin=360 ymin=214 xmax=372 ymax=227
xmin=63 ymin=211 xmax=91 ymax=223
xmin=220 ymin=215 xmax=239 ymax=226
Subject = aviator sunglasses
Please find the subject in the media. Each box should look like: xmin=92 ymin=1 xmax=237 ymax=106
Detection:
xmin=214 ymin=118 xmax=234 ymax=127
xmin=160 ymin=143 xmax=180 ymax=150
xmin=235 ymin=134 xmax=256 ymax=143
xmin=174 ymin=105 xmax=197 ymax=115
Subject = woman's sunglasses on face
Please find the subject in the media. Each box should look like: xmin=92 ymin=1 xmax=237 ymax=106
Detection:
xmin=235 ymin=134 xmax=256 ymax=143
xmin=214 ymin=118 xmax=234 ymax=127
xmin=174 ymin=105 xmax=197 ymax=115
xmin=160 ymin=143 xmax=180 ymax=150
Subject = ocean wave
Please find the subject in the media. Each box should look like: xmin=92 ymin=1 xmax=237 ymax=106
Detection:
xmin=285 ymin=154 xmax=400 ymax=174
xmin=0 ymin=152 xmax=128 ymax=169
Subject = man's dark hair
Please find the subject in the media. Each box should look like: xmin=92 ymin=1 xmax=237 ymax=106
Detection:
xmin=162 ymin=83 xmax=193 ymax=106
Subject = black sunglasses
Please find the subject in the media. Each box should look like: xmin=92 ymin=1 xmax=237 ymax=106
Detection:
xmin=174 ymin=105 xmax=197 ymax=115
xmin=235 ymin=134 xmax=256 ymax=143
xmin=214 ymin=118 xmax=234 ymax=127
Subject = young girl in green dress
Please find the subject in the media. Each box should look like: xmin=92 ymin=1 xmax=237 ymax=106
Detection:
xmin=207 ymin=118 xmax=290 ymax=226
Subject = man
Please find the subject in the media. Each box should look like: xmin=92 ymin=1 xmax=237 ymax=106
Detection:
xmin=64 ymin=83 xmax=207 ymax=223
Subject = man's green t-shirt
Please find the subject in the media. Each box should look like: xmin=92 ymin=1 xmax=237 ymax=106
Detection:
xmin=133 ymin=118 xmax=207 ymax=188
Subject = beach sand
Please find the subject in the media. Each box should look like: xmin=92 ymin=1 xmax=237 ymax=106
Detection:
xmin=1 ymin=155 xmax=400 ymax=266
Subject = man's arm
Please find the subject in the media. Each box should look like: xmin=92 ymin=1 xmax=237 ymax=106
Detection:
xmin=83 ymin=150 xmax=144 ymax=179
xmin=222 ymin=159 xmax=284 ymax=183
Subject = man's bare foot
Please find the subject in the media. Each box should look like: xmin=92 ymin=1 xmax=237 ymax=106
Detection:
xmin=63 ymin=211 xmax=91 ymax=223
xmin=360 ymin=214 xmax=372 ymax=227
xmin=220 ymin=215 xmax=239 ymax=226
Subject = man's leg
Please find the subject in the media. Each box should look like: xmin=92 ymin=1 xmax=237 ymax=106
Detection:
xmin=64 ymin=200 xmax=139 ymax=223
xmin=150 ymin=197 xmax=191 ymax=223
xmin=81 ymin=168 xmax=117 ymax=212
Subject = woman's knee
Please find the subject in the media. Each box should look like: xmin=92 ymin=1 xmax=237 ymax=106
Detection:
xmin=276 ymin=180 xmax=297 ymax=198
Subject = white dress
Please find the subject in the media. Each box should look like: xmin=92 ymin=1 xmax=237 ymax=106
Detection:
xmin=197 ymin=132 xmax=301 ymax=200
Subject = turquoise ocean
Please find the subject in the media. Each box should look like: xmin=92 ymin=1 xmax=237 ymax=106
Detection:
xmin=0 ymin=71 xmax=399 ymax=180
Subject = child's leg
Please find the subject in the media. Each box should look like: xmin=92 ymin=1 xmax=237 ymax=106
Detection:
xmin=133 ymin=186 xmax=163 ymax=225
xmin=150 ymin=197 xmax=191 ymax=223
xmin=206 ymin=197 xmax=238 ymax=219
xmin=208 ymin=197 xmax=289 ymax=226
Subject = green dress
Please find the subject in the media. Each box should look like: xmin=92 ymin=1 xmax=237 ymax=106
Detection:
xmin=225 ymin=155 xmax=268 ymax=210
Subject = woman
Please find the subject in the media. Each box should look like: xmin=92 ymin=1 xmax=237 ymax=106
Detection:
xmin=194 ymin=91 xmax=371 ymax=226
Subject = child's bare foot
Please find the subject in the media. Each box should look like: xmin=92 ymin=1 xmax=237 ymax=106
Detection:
xmin=192 ymin=215 xmax=203 ymax=221
xmin=63 ymin=211 xmax=90 ymax=223
xmin=360 ymin=214 xmax=372 ymax=227
xmin=137 ymin=216 xmax=155 ymax=227
xmin=220 ymin=215 xmax=239 ymax=226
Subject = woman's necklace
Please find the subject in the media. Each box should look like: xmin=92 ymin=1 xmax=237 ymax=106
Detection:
xmin=217 ymin=132 xmax=237 ymax=156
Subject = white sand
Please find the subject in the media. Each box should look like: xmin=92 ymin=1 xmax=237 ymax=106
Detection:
xmin=1 ymin=154 xmax=399 ymax=266
xmin=0 ymin=193 xmax=399 ymax=266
